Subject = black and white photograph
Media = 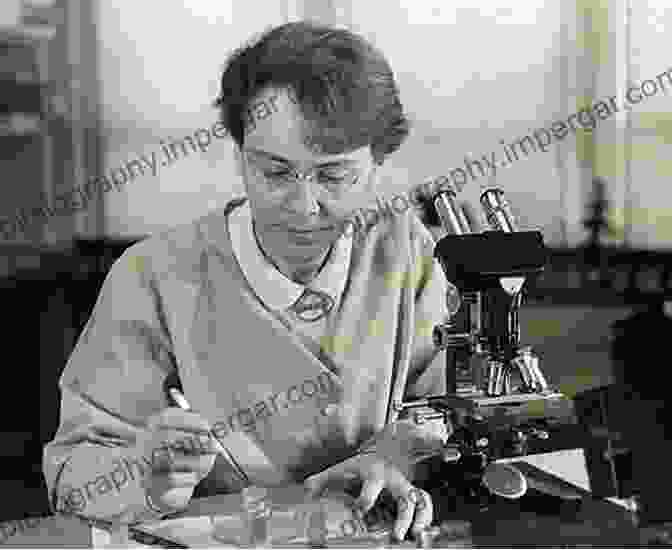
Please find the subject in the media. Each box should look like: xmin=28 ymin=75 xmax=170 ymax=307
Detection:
xmin=1 ymin=0 xmax=671 ymax=547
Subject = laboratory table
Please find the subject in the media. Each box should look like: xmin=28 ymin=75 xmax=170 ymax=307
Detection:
xmin=0 ymin=448 xmax=651 ymax=548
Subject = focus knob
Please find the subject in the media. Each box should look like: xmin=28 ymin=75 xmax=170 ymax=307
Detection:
xmin=445 ymin=281 xmax=462 ymax=317
xmin=433 ymin=324 xmax=471 ymax=350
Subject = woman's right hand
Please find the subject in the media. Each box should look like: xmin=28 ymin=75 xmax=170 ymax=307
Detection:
xmin=141 ymin=408 xmax=220 ymax=514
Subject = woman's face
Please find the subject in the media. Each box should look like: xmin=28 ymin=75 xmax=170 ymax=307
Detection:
xmin=236 ymin=86 xmax=378 ymax=265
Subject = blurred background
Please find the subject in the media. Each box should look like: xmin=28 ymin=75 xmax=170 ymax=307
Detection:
xmin=0 ymin=0 xmax=670 ymax=522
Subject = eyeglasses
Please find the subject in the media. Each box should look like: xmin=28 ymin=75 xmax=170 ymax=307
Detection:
xmin=244 ymin=151 xmax=360 ymax=191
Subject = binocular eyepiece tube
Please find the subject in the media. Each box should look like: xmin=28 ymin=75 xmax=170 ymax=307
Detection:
xmin=480 ymin=188 xmax=518 ymax=233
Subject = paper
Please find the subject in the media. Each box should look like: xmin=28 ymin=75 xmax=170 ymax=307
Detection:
xmin=498 ymin=449 xmax=633 ymax=509
xmin=134 ymin=517 xmax=220 ymax=548
xmin=136 ymin=512 xmax=315 ymax=548
xmin=136 ymin=491 xmax=369 ymax=547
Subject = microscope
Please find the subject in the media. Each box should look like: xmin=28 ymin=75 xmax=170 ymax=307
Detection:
xmin=392 ymin=186 xmax=576 ymax=510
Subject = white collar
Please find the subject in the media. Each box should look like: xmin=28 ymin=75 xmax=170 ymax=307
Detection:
xmin=228 ymin=200 xmax=352 ymax=312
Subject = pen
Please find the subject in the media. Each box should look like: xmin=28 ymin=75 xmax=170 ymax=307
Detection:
xmin=167 ymin=387 xmax=250 ymax=485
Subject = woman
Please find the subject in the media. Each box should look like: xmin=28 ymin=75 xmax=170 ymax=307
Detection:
xmin=43 ymin=20 xmax=454 ymax=541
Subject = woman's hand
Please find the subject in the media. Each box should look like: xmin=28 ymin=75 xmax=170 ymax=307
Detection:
xmin=141 ymin=408 xmax=219 ymax=514
xmin=304 ymin=453 xmax=432 ymax=541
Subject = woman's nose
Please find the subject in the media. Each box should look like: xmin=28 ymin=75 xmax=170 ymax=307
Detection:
xmin=286 ymin=181 xmax=319 ymax=216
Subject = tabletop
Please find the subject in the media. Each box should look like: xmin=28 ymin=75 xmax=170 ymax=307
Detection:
xmin=0 ymin=449 xmax=645 ymax=548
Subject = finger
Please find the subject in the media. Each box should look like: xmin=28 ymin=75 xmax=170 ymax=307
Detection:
xmin=171 ymin=454 xmax=216 ymax=478
xmin=393 ymin=492 xmax=415 ymax=542
xmin=169 ymin=433 xmax=219 ymax=456
xmin=150 ymin=431 xmax=219 ymax=464
xmin=355 ymin=476 xmax=385 ymax=514
xmin=407 ymin=488 xmax=433 ymax=535
xmin=150 ymin=408 xmax=213 ymax=434
xmin=388 ymin=478 xmax=417 ymax=541
xmin=150 ymin=440 xmax=177 ymax=472
xmin=304 ymin=457 xmax=359 ymax=497
xmin=146 ymin=472 xmax=200 ymax=493
xmin=151 ymin=447 xmax=215 ymax=476
xmin=145 ymin=472 xmax=200 ymax=512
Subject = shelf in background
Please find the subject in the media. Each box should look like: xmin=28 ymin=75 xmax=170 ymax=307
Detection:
xmin=0 ymin=112 xmax=42 ymax=136
xmin=526 ymin=246 xmax=672 ymax=306
xmin=1 ymin=0 xmax=61 ymax=43
xmin=0 ymin=25 xmax=55 ymax=43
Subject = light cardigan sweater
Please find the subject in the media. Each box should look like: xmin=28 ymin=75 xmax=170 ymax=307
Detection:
xmin=43 ymin=197 xmax=449 ymax=523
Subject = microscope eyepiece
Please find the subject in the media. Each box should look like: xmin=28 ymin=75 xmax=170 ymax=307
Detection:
xmin=480 ymin=188 xmax=518 ymax=233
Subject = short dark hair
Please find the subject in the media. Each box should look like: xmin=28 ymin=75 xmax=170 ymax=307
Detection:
xmin=213 ymin=20 xmax=409 ymax=165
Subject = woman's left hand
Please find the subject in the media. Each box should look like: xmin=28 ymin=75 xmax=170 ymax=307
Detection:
xmin=304 ymin=452 xmax=432 ymax=541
